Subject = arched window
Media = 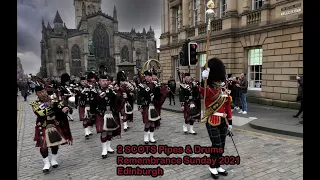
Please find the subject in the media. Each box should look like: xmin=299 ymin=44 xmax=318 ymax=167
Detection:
xmin=121 ymin=46 xmax=129 ymax=62
xmin=56 ymin=46 xmax=64 ymax=69
xmin=136 ymin=48 xmax=141 ymax=68
xmin=71 ymin=44 xmax=82 ymax=76
xmin=92 ymin=24 xmax=110 ymax=59
xmin=87 ymin=5 xmax=92 ymax=14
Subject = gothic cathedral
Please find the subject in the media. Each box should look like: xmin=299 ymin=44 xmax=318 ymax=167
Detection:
xmin=40 ymin=0 xmax=157 ymax=78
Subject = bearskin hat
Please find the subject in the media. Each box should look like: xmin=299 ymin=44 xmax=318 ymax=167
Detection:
xmin=99 ymin=74 xmax=110 ymax=80
xmin=207 ymin=57 xmax=226 ymax=84
xmin=143 ymin=70 xmax=152 ymax=76
xmin=117 ymin=71 xmax=126 ymax=83
xmin=80 ymin=76 xmax=86 ymax=80
xmin=60 ymin=73 xmax=70 ymax=83
xmin=227 ymin=73 xmax=232 ymax=78
xmin=35 ymin=86 xmax=44 ymax=92
xmin=184 ymin=73 xmax=191 ymax=77
xmin=87 ymin=71 xmax=98 ymax=81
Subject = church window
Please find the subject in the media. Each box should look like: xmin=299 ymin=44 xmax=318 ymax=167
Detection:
xmin=121 ymin=46 xmax=130 ymax=62
xmin=56 ymin=46 xmax=64 ymax=69
xmin=92 ymin=24 xmax=110 ymax=59
xmin=71 ymin=44 xmax=82 ymax=76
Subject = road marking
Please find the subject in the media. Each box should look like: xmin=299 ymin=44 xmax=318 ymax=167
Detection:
xmin=17 ymin=103 xmax=22 ymax=129
xmin=232 ymin=116 xmax=255 ymax=126
xmin=234 ymin=127 xmax=303 ymax=143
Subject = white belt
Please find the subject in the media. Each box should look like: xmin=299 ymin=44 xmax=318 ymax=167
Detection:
xmin=213 ymin=112 xmax=224 ymax=117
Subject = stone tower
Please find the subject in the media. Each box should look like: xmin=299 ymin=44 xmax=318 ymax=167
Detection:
xmin=74 ymin=0 xmax=102 ymax=28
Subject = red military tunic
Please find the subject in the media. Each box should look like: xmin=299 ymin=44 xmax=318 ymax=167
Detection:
xmin=199 ymin=86 xmax=232 ymax=126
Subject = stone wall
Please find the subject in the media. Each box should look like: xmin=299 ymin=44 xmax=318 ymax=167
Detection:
xmin=159 ymin=25 xmax=303 ymax=106
xmin=260 ymin=26 xmax=303 ymax=102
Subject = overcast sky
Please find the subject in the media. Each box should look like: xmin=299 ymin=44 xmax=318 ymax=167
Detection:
xmin=17 ymin=0 xmax=162 ymax=75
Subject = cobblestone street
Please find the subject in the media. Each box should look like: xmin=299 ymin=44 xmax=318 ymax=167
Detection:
xmin=17 ymin=95 xmax=303 ymax=180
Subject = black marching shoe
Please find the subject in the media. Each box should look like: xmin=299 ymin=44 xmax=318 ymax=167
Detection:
xmin=188 ymin=125 xmax=197 ymax=135
xmin=144 ymin=132 xmax=149 ymax=144
xmin=173 ymin=101 xmax=175 ymax=105
xmin=293 ymin=115 xmax=299 ymax=118
xmin=123 ymin=122 xmax=129 ymax=132
xmin=217 ymin=167 xmax=228 ymax=176
xmin=169 ymin=103 xmax=171 ymax=105
xmin=42 ymin=157 xmax=50 ymax=173
xmin=209 ymin=167 xmax=219 ymax=179
xmin=51 ymin=155 xmax=59 ymax=168
xmin=149 ymin=132 xmax=157 ymax=144
xmin=107 ymin=141 xmax=115 ymax=154
xmin=102 ymin=142 xmax=108 ymax=159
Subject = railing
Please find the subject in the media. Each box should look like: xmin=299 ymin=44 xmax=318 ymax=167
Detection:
xmin=246 ymin=10 xmax=261 ymax=25
xmin=186 ymin=27 xmax=195 ymax=37
xmin=198 ymin=24 xmax=207 ymax=35
xmin=211 ymin=19 xmax=222 ymax=32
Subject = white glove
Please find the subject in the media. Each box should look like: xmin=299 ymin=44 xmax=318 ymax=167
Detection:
xmin=123 ymin=93 xmax=127 ymax=98
xmin=228 ymin=125 xmax=232 ymax=131
xmin=202 ymin=70 xmax=209 ymax=79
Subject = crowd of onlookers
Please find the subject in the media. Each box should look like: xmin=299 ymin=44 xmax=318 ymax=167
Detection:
xmin=17 ymin=79 xmax=37 ymax=101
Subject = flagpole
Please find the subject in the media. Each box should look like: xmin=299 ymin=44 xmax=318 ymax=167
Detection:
xmin=202 ymin=0 xmax=215 ymax=122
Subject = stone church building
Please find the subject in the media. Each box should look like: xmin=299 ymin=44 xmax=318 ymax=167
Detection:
xmin=40 ymin=0 xmax=157 ymax=78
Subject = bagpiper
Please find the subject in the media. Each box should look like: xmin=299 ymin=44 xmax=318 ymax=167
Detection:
xmin=75 ymin=75 xmax=94 ymax=139
xmin=179 ymin=72 xmax=201 ymax=135
xmin=30 ymin=85 xmax=73 ymax=173
xmin=57 ymin=73 xmax=74 ymax=121
xmin=137 ymin=70 xmax=162 ymax=144
xmin=200 ymin=57 xmax=232 ymax=179
xmin=116 ymin=71 xmax=136 ymax=131
xmin=151 ymin=70 xmax=169 ymax=118
xmin=91 ymin=74 xmax=122 ymax=159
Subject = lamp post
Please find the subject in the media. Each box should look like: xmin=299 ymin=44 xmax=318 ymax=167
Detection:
xmin=202 ymin=0 xmax=215 ymax=122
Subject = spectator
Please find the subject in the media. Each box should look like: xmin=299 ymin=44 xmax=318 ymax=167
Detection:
xmin=167 ymin=76 xmax=176 ymax=105
xmin=19 ymin=80 xmax=29 ymax=101
xmin=293 ymin=76 xmax=303 ymax=123
xmin=238 ymin=73 xmax=248 ymax=114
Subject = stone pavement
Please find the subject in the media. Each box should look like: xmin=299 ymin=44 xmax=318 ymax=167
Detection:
xmin=162 ymin=99 xmax=303 ymax=137
xmin=17 ymin=94 xmax=303 ymax=180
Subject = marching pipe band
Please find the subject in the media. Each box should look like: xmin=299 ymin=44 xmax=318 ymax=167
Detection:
xmin=29 ymin=52 xmax=235 ymax=178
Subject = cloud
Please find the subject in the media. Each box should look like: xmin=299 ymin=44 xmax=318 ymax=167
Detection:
xmin=17 ymin=52 xmax=41 ymax=75
xmin=17 ymin=0 xmax=162 ymax=75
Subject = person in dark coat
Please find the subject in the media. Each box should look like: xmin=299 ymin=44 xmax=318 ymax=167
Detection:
xmin=167 ymin=76 xmax=176 ymax=105
xmin=20 ymin=80 xmax=29 ymax=101
xmin=293 ymin=76 xmax=303 ymax=123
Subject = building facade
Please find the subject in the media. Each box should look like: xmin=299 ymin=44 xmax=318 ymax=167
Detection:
xmin=40 ymin=0 xmax=157 ymax=78
xmin=17 ymin=57 xmax=24 ymax=79
xmin=159 ymin=0 xmax=303 ymax=107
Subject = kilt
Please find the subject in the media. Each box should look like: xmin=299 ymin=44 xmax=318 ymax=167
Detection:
xmin=95 ymin=113 xmax=121 ymax=138
xmin=205 ymin=118 xmax=228 ymax=149
xmin=79 ymin=106 xmax=85 ymax=121
xmin=183 ymin=103 xmax=201 ymax=122
xmin=34 ymin=121 xmax=67 ymax=148
xmin=141 ymin=106 xmax=161 ymax=129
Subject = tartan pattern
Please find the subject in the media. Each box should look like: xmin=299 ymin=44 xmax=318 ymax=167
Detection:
xmin=95 ymin=113 xmax=121 ymax=138
xmin=205 ymin=119 xmax=228 ymax=147
xmin=141 ymin=107 xmax=161 ymax=129
xmin=34 ymin=120 xmax=69 ymax=148
xmin=78 ymin=106 xmax=85 ymax=121
xmin=59 ymin=116 xmax=73 ymax=141
xmin=206 ymin=118 xmax=228 ymax=168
